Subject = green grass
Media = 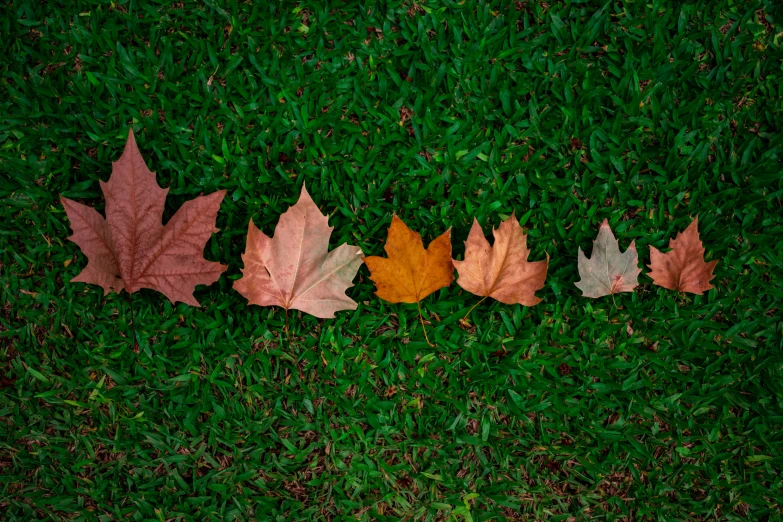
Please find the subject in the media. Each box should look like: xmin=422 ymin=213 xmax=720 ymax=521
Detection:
xmin=2 ymin=0 xmax=783 ymax=519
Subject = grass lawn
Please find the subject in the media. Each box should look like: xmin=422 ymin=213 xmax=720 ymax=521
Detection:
xmin=2 ymin=0 xmax=783 ymax=519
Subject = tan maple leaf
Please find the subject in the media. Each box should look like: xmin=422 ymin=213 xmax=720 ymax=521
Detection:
xmin=233 ymin=184 xmax=363 ymax=319
xmin=61 ymin=129 xmax=226 ymax=306
xmin=575 ymin=219 xmax=641 ymax=298
xmin=648 ymin=217 xmax=717 ymax=294
xmin=453 ymin=214 xmax=548 ymax=306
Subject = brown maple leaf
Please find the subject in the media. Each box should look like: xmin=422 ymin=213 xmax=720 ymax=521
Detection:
xmin=648 ymin=217 xmax=717 ymax=294
xmin=575 ymin=219 xmax=641 ymax=298
xmin=61 ymin=130 xmax=227 ymax=306
xmin=453 ymin=214 xmax=548 ymax=306
xmin=233 ymin=184 xmax=363 ymax=319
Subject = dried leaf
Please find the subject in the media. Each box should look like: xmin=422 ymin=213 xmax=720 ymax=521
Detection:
xmin=233 ymin=184 xmax=363 ymax=319
xmin=453 ymin=215 xmax=548 ymax=306
xmin=364 ymin=215 xmax=453 ymax=304
xmin=575 ymin=219 xmax=640 ymax=298
xmin=648 ymin=217 xmax=717 ymax=294
xmin=61 ymin=129 xmax=226 ymax=306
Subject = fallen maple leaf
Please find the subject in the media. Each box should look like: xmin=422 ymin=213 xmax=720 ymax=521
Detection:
xmin=233 ymin=184 xmax=363 ymax=319
xmin=364 ymin=215 xmax=452 ymax=345
xmin=648 ymin=217 xmax=717 ymax=294
xmin=453 ymin=214 xmax=548 ymax=306
xmin=364 ymin=215 xmax=453 ymax=303
xmin=575 ymin=219 xmax=641 ymax=298
xmin=61 ymin=129 xmax=226 ymax=306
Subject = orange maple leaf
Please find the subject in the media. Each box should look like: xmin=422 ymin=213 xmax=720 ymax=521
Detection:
xmin=364 ymin=215 xmax=453 ymax=345
xmin=648 ymin=217 xmax=717 ymax=294
xmin=61 ymin=130 xmax=226 ymax=306
xmin=364 ymin=215 xmax=453 ymax=303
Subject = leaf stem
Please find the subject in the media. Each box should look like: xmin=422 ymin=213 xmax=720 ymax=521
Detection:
xmin=128 ymin=291 xmax=136 ymax=348
xmin=284 ymin=308 xmax=290 ymax=343
xmin=463 ymin=295 xmax=488 ymax=322
xmin=417 ymin=301 xmax=435 ymax=347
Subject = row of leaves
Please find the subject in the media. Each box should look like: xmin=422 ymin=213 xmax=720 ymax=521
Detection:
xmin=62 ymin=131 xmax=717 ymax=343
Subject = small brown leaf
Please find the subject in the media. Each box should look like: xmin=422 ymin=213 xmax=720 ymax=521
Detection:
xmin=648 ymin=217 xmax=717 ymax=294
